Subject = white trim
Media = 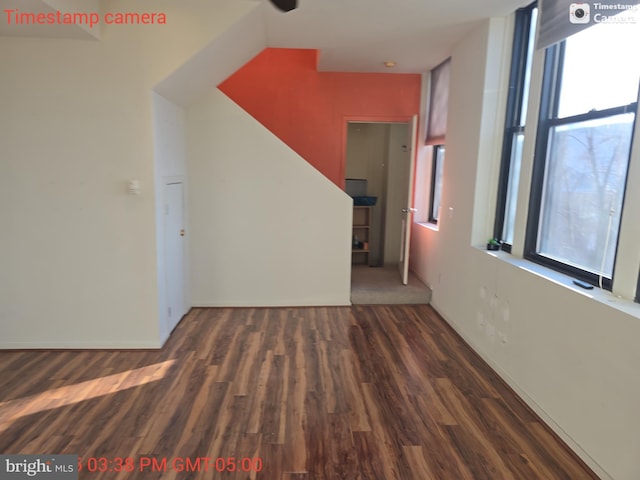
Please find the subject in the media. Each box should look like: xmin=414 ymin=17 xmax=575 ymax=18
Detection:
xmin=415 ymin=221 xmax=439 ymax=232
xmin=0 ymin=340 xmax=163 ymax=350
xmin=191 ymin=300 xmax=351 ymax=308
xmin=477 ymin=246 xmax=640 ymax=318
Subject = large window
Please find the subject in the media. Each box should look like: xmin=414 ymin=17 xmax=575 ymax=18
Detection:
xmin=525 ymin=15 xmax=640 ymax=290
xmin=494 ymin=3 xmax=538 ymax=250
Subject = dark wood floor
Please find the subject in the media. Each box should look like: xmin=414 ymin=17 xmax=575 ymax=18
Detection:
xmin=0 ymin=305 xmax=598 ymax=479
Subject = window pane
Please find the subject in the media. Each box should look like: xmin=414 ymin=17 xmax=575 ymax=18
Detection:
xmin=519 ymin=7 xmax=538 ymax=125
xmin=558 ymin=12 xmax=640 ymax=118
xmin=537 ymin=113 xmax=634 ymax=276
xmin=496 ymin=4 xmax=537 ymax=245
xmin=502 ymin=133 xmax=524 ymax=244
xmin=430 ymin=146 xmax=445 ymax=222
xmin=413 ymin=149 xmax=429 ymax=223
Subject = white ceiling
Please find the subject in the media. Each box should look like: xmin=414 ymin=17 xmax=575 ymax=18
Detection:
xmin=1 ymin=0 xmax=530 ymax=73
xmin=262 ymin=0 xmax=531 ymax=73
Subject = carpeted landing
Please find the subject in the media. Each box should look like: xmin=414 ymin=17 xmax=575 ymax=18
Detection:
xmin=350 ymin=265 xmax=432 ymax=305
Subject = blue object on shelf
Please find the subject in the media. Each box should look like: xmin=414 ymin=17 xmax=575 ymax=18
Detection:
xmin=353 ymin=196 xmax=377 ymax=206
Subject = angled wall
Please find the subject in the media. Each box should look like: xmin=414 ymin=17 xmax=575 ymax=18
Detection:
xmin=187 ymin=88 xmax=352 ymax=307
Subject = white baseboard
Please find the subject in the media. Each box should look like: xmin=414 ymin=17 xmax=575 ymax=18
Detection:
xmin=0 ymin=340 xmax=163 ymax=350
xmin=191 ymin=298 xmax=351 ymax=308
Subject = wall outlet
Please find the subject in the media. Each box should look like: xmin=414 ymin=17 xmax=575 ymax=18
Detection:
xmin=502 ymin=304 xmax=510 ymax=323
xmin=489 ymin=294 xmax=498 ymax=309
xmin=486 ymin=323 xmax=495 ymax=338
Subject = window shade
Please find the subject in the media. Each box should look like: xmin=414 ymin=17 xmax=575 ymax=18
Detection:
xmin=425 ymin=58 xmax=451 ymax=145
xmin=537 ymin=0 xmax=639 ymax=50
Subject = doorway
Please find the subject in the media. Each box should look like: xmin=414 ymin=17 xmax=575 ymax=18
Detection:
xmin=346 ymin=121 xmax=431 ymax=303
xmin=345 ymin=122 xmax=411 ymax=268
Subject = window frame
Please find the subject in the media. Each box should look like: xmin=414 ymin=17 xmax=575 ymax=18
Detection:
xmin=494 ymin=2 xmax=538 ymax=252
xmin=523 ymin=39 xmax=639 ymax=291
xmin=428 ymin=145 xmax=445 ymax=224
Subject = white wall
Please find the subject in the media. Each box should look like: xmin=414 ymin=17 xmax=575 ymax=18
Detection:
xmin=152 ymin=93 xmax=189 ymax=343
xmin=410 ymin=17 xmax=640 ymax=480
xmin=0 ymin=0 xmax=259 ymax=348
xmin=0 ymin=37 xmax=160 ymax=348
xmin=187 ymin=89 xmax=352 ymax=307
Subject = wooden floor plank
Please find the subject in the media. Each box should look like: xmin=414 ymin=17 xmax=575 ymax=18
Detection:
xmin=0 ymin=305 xmax=599 ymax=479
xmin=402 ymin=445 xmax=438 ymax=480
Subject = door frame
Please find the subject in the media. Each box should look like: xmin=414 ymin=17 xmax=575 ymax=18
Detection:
xmin=399 ymin=115 xmax=418 ymax=284
xmin=162 ymin=175 xmax=188 ymax=337
xmin=340 ymin=115 xmax=415 ymax=187
xmin=342 ymin=115 xmax=418 ymax=279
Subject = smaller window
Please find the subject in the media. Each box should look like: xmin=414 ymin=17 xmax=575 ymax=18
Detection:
xmin=429 ymin=145 xmax=445 ymax=224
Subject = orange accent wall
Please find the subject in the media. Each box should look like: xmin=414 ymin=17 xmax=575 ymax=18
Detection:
xmin=218 ymin=48 xmax=422 ymax=188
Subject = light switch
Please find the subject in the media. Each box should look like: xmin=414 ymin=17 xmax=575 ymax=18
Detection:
xmin=127 ymin=180 xmax=141 ymax=195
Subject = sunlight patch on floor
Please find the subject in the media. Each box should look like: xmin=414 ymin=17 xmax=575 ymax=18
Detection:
xmin=0 ymin=360 xmax=175 ymax=432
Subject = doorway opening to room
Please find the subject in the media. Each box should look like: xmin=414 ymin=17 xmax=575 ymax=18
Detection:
xmin=344 ymin=119 xmax=431 ymax=304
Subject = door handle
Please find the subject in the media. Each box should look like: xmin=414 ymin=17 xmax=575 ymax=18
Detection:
xmin=401 ymin=208 xmax=417 ymax=213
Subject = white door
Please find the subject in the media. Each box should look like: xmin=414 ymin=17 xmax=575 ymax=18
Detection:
xmin=399 ymin=115 xmax=418 ymax=285
xmin=164 ymin=182 xmax=186 ymax=333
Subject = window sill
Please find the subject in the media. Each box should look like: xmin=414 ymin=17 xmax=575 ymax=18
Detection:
xmin=476 ymin=246 xmax=640 ymax=318
xmin=415 ymin=221 xmax=439 ymax=232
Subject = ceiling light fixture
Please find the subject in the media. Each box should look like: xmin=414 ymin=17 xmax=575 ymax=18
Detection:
xmin=268 ymin=0 xmax=297 ymax=12
xmin=384 ymin=61 xmax=396 ymax=68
